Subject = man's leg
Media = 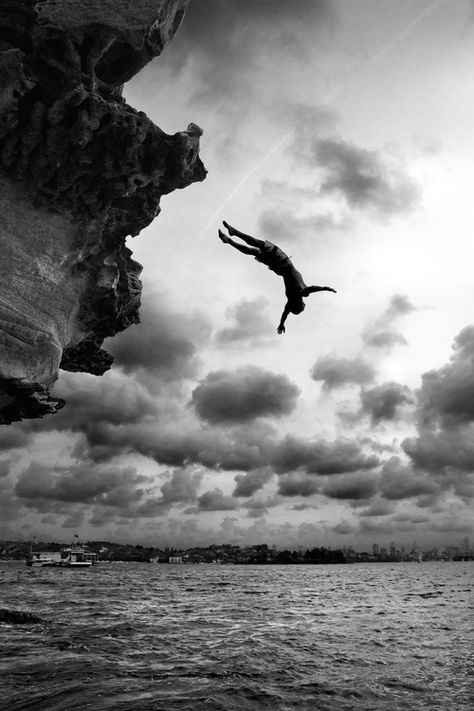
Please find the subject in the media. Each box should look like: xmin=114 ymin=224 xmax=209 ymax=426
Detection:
xmin=301 ymin=285 xmax=337 ymax=296
xmin=223 ymin=221 xmax=265 ymax=249
xmin=218 ymin=230 xmax=259 ymax=256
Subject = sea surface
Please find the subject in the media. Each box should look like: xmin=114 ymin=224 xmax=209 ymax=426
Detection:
xmin=0 ymin=561 xmax=473 ymax=711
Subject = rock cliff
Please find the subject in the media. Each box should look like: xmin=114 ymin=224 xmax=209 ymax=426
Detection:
xmin=0 ymin=0 xmax=206 ymax=424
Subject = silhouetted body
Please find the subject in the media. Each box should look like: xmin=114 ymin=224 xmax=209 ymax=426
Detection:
xmin=218 ymin=222 xmax=336 ymax=333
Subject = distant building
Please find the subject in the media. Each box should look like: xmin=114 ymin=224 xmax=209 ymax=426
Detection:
xmin=169 ymin=556 xmax=183 ymax=564
xmin=372 ymin=543 xmax=379 ymax=557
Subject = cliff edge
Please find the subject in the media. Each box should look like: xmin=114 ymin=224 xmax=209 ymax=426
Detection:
xmin=0 ymin=0 xmax=206 ymax=424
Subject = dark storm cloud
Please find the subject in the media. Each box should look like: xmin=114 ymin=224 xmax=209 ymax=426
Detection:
xmin=13 ymin=293 xmax=212 ymax=455
xmin=13 ymin=369 xmax=162 ymax=451
xmin=313 ymin=138 xmax=421 ymax=216
xmin=363 ymin=294 xmax=415 ymax=350
xmin=400 ymin=326 xmax=474 ymax=500
xmin=106 ymin=293 xmax=211 ymax=382
xmin=379 ymin=457 xmax=440 ymax=501
xmin=15 ymin=461 xmax=147 ymax=507
xmin=164 ymin=0 xmax=334 ymax=100
xmin=69 ymin=417 xmax=279 ymax=473
xmin=310 ymin=355 xmax=375 ymax=391
xmin=403 ymin=428 xmax=474 ymax=474
xmin=233 ymin=468 xmax=274 ymax=497
xmin=160 ymin=468 xmax=203 ymax=503
xmin=415 ymin=325 xmax=474 ymax=427
xmin=190 ymin=366 xmax=299 ymax=424
xmin=53 ymin=373 xmax=159 ymax=430
xmin=196 ymin=488 xmax=239 ymax=512
xmin=215 ymin=297 xmax=274 ymax=346
xmin=272 ymin=435 xmax=380 ymax=475
xmin=322 ymin=474 xmax=378 ymax=501
xmin=360 ymin=382 xmax=414 ymax=424
xmin=277 ymin=473 xmax=320 ymax=497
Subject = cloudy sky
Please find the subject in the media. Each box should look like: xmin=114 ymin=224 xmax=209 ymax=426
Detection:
xmin=2 ymin=0 xmax=474 ymax=550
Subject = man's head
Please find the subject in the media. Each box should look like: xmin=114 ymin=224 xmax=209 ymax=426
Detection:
xmin=290 ymin=299 xmax=305 ymax=315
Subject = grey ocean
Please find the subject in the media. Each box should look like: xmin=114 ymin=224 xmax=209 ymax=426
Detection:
xmin=1 ymin=562 xmax=473 ymax=710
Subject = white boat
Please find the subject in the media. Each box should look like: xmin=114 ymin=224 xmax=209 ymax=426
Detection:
xmin=59 ymin=545 xmax=98 ymax=568
xmin=26 ymin=552 xmax=59 ymax=567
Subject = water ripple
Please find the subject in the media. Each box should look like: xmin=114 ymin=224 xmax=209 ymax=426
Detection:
xmin=0 ymin=562 xmax=472 ymax=710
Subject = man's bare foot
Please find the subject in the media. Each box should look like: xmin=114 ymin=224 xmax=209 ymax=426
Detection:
xmin=223 ymin=220 xmax=237 ymax=236
xmin=218 ymin=229 xmax=231 ymax=244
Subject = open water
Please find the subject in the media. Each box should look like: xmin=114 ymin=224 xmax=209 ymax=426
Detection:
xmin=0 ymin=561 xmax=473 ymax=711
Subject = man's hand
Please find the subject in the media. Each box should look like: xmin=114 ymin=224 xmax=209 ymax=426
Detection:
xmin=277 ymin=325 xmax=285 ymax=334
xmin=325 ymin=287 xmax=337 ymax=293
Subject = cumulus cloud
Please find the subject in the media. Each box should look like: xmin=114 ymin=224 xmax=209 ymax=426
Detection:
xmin=399 ymin=326 xmax=474 ymax=503
xmin=313 ymin=137 xmax=421 ymax=217
xmin=363 ymin=294 xmax=415 ymax=350
xmin=106 ymin=293 xmax=211 ymax=382
xmin=359 ymin=499 xmax=396 ymax=517
xmin=190 ymin=365 xmax=299 ymax=424
xmin=360 ymin=382 xmax=414 ymax=424
xmin=215 ymin=297 xmax=274 ymax=346
xmin=322 ymin=474 xmax=378 ymax=501
xmin=277 ymin=473 xmax=320 ymax=498
xmin=51 ymin=371 xmax=159 ymax=433
xmin=233 ymin=468 xmax=274 ymax=497
xmin=379 ymin=457 xmax=440 ymax=501
xmin=242 ymin=495 xmax=279 ymax=518
xmin=196 ymin=487 xmax=239 ymax=512
xmin=363 ymin=330 xmax=407 ymax=349
xmin=310 ymin=355 xmax=375 ymax=390
xmin=403 ymin=428 xmax=474 ymax=475
xmin=15 ymin=461 xmax=147 ymax=508
xmin=62 ymin=416 xmax=279 ymax=474
xmin=415 ymin=325 xmax=474 ymax=427
xmin=332 ymin=520 xmax=355 ymax=534
xmin=272 ymin=435 xmax=380 ymax=475
xmin=160 ymin=468 xmax=203 ymax=504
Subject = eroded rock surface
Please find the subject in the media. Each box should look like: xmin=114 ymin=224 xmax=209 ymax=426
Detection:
xmin=0 ymin=0 xmax=206 ymax=424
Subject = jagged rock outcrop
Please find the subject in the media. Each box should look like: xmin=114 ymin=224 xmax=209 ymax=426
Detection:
xmin=0 ymin=0 xmax=206 ymax=424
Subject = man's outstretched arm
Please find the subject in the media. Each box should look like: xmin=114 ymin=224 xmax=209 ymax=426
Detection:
xmin=277 ymin=304 xmax=291 ymax=334
xmin=301 ymin=285 xmax=337 ymax=296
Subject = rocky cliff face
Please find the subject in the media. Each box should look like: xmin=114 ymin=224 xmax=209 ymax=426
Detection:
xmin=0 ymin=0 xmax=206 ymax=424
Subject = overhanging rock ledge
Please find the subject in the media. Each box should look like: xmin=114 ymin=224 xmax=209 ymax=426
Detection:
xmin=0 ymin=0 xmax=206 ymax=424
